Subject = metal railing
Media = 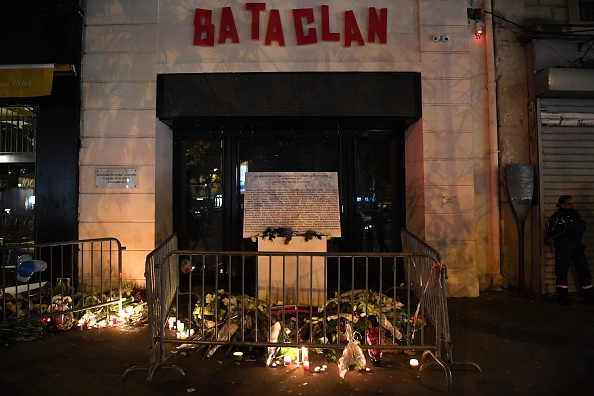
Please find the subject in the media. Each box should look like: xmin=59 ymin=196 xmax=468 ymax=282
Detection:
xmin=124 ymin=231 xmax=479 ymax=393
xmin=0 ymin=238 xmax=125 ymax=329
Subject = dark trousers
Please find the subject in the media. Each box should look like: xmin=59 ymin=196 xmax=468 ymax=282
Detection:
xmin=555 ymin=244 xmax=593 ymax=287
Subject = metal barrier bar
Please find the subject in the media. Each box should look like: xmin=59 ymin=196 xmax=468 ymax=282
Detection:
xmin=400 ymin=228 xmax=482 ymax=388
xmin=122 ymin=233 xmax=184 ymax=379
xmin=0 ymin=238 xmax=124 ymax=329
xmin=123 ymin=232 xmax=469 ymax=393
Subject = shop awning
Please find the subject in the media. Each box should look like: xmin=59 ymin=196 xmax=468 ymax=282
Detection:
xmin=0 ymin=64 xmax=75 ymax=98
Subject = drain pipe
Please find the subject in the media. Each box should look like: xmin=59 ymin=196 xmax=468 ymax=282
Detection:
xmin=484 ymin=0 xmax=503 ymax=290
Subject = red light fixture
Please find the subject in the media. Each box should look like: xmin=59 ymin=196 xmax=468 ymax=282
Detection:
xmin=467 ymin=7 xmax=484 ymax=40
xmin=475 ymin=21 xmax=484 ymax=39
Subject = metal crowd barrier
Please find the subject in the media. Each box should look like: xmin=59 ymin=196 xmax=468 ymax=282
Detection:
xmin=0 ymin=238 xmax=125 ymax=329
xmin=124 ymin=231 xmax=478 ymax=393
xmin=401 ymin=228 xmax=482 ymax=389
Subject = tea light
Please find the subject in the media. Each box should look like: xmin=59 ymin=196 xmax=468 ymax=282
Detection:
xmin=409 ymin=358 xmax=419 ymax=369
xmin=283 ymin=355 xmax=291 ymax=366
xmin=233 ymin=351 xmax=244 ymax=361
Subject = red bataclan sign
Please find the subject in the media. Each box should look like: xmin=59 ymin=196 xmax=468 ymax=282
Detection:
xmin=194 ymin=4 xmax=387 ymax=47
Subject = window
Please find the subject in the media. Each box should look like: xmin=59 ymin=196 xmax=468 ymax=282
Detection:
xmin=0 ymin=106 xmax=36 ymax=245
xmin=569 ymin=0 xmax=594 ymax=22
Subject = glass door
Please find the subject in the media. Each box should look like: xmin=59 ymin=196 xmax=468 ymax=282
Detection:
xmin=183 ymin=139 xmax=223 ymax=251
xmin=175 ymin=128 xmax=404 ymax=254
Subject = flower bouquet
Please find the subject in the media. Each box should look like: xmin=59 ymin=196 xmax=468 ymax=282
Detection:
xmin=251 ymin=227 xmax=330 ymax=245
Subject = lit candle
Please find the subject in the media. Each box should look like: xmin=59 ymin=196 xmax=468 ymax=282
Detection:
xmin=77 ymin=319 xmax=85 ymax=330
xmin=168 ymin=317 xmax=175 ymax=329
xmin=283 ymin=355 xmax=291 ymax=366
xmin=177 ymin=321 xmax=185 ymax=332
xmin=302 ymin=347 xmax=309 ymax=371
xmin=409 ymin=358 xmax=419 ymax=369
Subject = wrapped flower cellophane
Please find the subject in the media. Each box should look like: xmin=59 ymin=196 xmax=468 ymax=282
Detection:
xmin=337 ymin=322 xmax=366 ymax=378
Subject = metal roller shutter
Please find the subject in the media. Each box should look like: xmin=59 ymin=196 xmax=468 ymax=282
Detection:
xmin=539 ymin=98 xmax=594 ymax=294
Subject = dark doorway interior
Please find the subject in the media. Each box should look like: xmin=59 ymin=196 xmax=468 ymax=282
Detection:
xmin=173 ymin=126 xmax=405 ymax=255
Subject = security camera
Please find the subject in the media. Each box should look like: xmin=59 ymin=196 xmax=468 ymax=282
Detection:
xmin=432 ymin=35 xmax=441 ymax=42
xmin=442 ymin=35 xmax=450 ymax=42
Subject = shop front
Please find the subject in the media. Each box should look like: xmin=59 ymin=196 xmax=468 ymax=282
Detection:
xmin=0 ymin=3 xmax=81 ymax=249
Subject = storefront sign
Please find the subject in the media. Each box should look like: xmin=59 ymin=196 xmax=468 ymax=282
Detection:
xmin=0 ymin=65 xmax=54 ymax=98
xmin=95 ymin=168 xmax=138 ymax=189
xmin=18 ymin=178 xmax=35 ymax=188
xmin=194 ymin=4 xmax=387 ymax=47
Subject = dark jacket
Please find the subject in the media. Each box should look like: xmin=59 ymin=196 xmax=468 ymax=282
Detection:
xmin=546 ymin=208 xmax=587 ymax=247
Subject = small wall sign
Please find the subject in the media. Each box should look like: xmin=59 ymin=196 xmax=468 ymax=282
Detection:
xmin=442 ymin=196 xmax=458 ymax=205
xmin=95 ymin=168 xmax=138 ymax=189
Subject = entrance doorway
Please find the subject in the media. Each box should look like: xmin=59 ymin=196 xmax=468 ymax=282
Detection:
xmin=159 ymin=71 xmax=421 ymax=255
xmin=174 ymin=127 xmax=404 ymax=254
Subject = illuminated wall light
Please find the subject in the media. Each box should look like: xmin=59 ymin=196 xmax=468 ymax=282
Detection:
xmin=475 ymin=21 xmax=484 ymax=39
xmin=467 ymin=7 xmax=484 ymax=39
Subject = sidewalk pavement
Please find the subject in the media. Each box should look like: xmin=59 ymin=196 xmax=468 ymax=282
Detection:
xmin=1 ymin=290 xmax=593 ymax=395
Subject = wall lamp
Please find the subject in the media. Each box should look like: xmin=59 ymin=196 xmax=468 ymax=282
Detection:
xmin=467 ymin=7 xmax=484 ymax=39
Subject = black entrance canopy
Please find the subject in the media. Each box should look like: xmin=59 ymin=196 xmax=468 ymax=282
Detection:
xmin=157 ymin=72 xmax=421 ymax=128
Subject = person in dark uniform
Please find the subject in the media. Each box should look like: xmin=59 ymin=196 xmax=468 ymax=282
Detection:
xmin=546 ymin=195 xmax=594 ymax=305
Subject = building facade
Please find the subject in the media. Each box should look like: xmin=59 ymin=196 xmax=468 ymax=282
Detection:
xmin=80 ymin=0 xmax=493 ymax=296
xmin=3 ymin=0 xmax=594 ymax=297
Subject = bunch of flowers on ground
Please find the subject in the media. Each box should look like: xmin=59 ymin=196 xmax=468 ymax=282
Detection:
xmin=315 ymin=289 xmax=408 ymax=344
xmin=191 ymin=288 xmax=413 ymax=361
xmin=0 ymin=283 xmax=148 ymax=344
xmin=192 ymin=289 xmax=269 ymax=341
